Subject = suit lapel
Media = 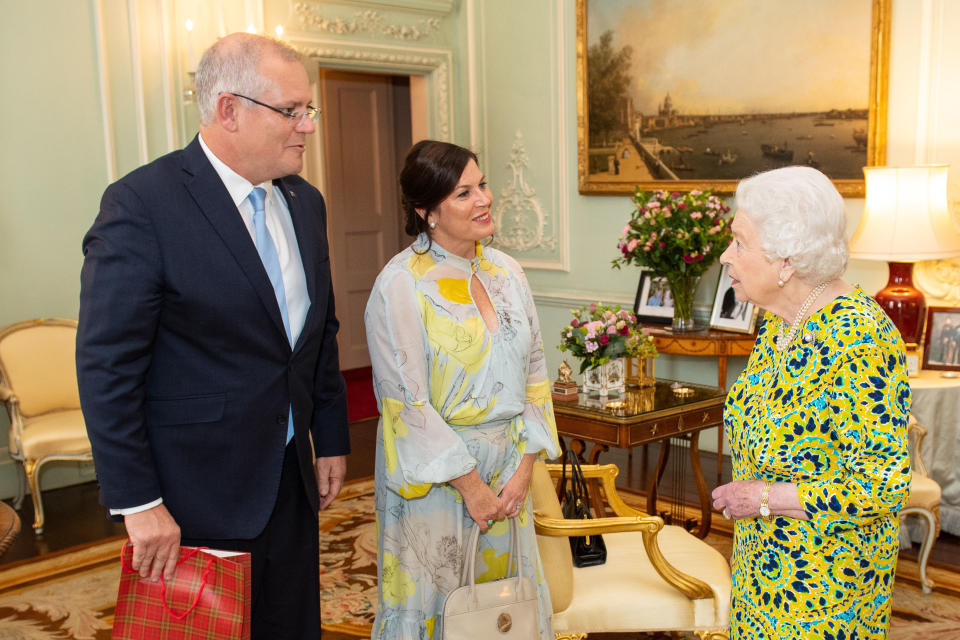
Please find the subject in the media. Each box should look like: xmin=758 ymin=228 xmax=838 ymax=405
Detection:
xmin=277 ymin=176 xmax=318 ymax=353
xmin=181 ymin=138 xmax=290 ymax=343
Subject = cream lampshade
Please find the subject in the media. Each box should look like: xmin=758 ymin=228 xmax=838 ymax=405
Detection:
xmin=850 ymin=165 xmax=960 ymax=344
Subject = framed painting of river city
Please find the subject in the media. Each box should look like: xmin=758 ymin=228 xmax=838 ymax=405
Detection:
xmin=576 ymin=0 xmax=890 ymax=196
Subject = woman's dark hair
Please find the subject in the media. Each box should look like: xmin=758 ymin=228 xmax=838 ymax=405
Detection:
xmin=399 ymin=140 xmax=479 ymax=240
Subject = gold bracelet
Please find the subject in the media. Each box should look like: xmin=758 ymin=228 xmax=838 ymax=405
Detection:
xmin=759 ymin=481 xmax=773 ymax=520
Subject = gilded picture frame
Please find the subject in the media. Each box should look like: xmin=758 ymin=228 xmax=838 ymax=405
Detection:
xmin=576 ymin=0 xmax=890 ymax=196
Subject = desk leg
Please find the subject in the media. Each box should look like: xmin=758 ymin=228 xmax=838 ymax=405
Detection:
xmin=689 ymin=433 xmax=712 ymax=539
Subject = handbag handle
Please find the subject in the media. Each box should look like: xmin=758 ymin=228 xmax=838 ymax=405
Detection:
xmin=120 ymin=541 xmax=216 ymax=620
xmin=459 ymin=518 xmax=524 ymax=599
xmin=563 ymin=449 xmax=593 ymax=515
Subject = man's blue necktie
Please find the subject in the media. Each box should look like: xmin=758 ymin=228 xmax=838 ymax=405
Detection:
xmin=249 ymin=187 xmax=294 ymax=443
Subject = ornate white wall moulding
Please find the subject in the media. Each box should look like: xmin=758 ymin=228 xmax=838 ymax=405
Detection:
xmin=294 ymin=3 xmax=441 ymax=41
xmin=301 ymin=0 xmax=455 ymax=15
xmin=493 ymin=131 xmax=557 ymax=254
xmin=291 ymin=39 xmax=453 ymax=140
xmin=916 ymin=258 xmax=960 ymax=305
xmin=531 ymin=290 xmax=634 ymax=311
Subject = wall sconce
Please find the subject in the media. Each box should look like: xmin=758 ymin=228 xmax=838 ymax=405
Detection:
xmin=849 ymin=165 xmax=960 ymax=344
xmin=183 ymin=18 xmax=197 ymax=103
xmin=180 ymin=21 xmax=285 ymax=104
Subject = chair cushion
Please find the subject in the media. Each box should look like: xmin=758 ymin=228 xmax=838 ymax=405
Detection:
xmin=552 ymin=525 xmax=731 ymax=633
xmin=15 ymin=409 xmax=91 ymax=460
xmin=907 ymin=472 xmax=941 ymax=511
xmin=0 ymin=324 xmax=80 ymax=416
xmin=530 ymin=461 xmax=573 ymax=612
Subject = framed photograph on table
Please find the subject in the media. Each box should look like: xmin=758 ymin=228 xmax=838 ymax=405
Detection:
xmin=575 ymin=0 xmax=890 ymax=196
xmin=921 ymin=306 xmax=960 ymax=373
xmin=709 ymin=264 xmax=759 ymax=333
xmin=633 ymin=271 xmax=673 ymax=324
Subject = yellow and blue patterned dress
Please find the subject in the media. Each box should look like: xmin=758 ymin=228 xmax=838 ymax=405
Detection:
xmin=725 ymin=288 xmax=911 ymax=638
xmin=365 ymin=234 xmax=561 ymax=640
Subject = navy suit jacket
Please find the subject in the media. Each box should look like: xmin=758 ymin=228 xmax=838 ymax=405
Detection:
xmin=77 ymin=136 xmax=350 ymax=540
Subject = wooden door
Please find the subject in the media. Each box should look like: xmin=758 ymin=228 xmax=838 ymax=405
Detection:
xmin=319 ymin=70 xmax=405 ymax=370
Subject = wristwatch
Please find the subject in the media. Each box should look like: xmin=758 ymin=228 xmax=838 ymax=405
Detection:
xmin=759 ymin=481 xmax=773 ymax=519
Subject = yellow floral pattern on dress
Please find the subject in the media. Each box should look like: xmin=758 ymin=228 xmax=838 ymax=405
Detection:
xmin=382 ymin=552 xmax=417 ymax=607
xmin=725 ymin=289 xmax=910 ymax=639
xmin=366 ymin=235 xmax=560 ymax=639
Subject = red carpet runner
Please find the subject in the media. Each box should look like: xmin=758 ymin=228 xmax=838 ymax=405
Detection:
xmin=343 ymin=366 xmax=379 ymax=423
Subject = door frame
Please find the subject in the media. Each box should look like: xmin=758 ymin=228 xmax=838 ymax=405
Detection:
xmin=292 ymin=38 xmax=454 ymax=196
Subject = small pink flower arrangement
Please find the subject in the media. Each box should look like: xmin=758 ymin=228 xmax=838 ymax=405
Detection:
xmin=612 ymin=188 xmax=732 ymax=280
xmin=559 ymin=302 xmax=657 ymax=373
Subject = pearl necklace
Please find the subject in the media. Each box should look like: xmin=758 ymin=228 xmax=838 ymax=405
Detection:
xmin=775 ymin=282 xmax=829 ymax=353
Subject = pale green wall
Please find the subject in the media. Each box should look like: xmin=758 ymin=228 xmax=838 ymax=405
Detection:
xmin=0 ymin=1 xmax=111 ymax=494
xmin=0 ymin=0 xmax=949 ymax=500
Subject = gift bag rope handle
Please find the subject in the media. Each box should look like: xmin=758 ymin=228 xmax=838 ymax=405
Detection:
xmin=120 ymin=541 xmax=217 ymax=620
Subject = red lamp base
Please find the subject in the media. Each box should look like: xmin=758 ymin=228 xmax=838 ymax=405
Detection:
xmin=873 ymin=262 xmax=926 ymax=345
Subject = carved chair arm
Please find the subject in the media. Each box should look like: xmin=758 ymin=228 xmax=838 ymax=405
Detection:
xmin=907 ymin=414 xmax=929 ymax=478
xmin=539 ymin=463 xmax=715 ymax=601
xmin=544 ymin=462 xmax=650 ymax=518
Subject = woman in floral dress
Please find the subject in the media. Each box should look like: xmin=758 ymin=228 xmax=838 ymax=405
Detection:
xmin=365 ymin=140 xmax=561 ymax=639
xmin=711 ymin=166 xmax=911 ymax=638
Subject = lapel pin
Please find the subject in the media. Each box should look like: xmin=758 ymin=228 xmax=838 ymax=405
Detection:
xmin=802 ymin=333 xmax=815 ymax=345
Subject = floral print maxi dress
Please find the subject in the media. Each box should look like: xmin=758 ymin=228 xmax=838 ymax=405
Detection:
xmin=725 ymin=288 xmax=911 ymax=638
xmin=365 ymin=234 xmax=561 ymax=640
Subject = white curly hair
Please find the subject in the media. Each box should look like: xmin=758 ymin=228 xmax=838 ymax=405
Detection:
xmin=735 ymin=165 xmax=848 ymax=283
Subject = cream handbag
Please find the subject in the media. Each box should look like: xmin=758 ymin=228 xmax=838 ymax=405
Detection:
xmin=441 ymin=518 xmax=539 ymax=639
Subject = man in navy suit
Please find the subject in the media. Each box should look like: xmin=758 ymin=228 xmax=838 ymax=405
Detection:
xmin=77 ymin=33 xmax=349 ymax=638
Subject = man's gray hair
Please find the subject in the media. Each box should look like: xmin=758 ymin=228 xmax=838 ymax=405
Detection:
xmin=735 ymin=166 xmax=848 ymax=284
xmin=195 ymin=33 xmax=302 ymax=126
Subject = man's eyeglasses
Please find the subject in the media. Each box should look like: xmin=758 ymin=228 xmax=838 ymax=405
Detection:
xmin=226 ymin=92 xmax=320 ymax=125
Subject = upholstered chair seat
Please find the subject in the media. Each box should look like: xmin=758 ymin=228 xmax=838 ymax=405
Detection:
xmin=531 ymin=461 xmax=730 ymax=639
xmin=0 ymin=319 xmax=93 ymax=534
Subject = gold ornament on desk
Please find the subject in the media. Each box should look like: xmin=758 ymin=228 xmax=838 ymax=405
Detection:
xmin=551 ymin=359 xmax=579 ymax=403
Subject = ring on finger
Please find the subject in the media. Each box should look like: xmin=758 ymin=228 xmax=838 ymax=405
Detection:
xmin=722 ymin=508 xmax=731 ymax=520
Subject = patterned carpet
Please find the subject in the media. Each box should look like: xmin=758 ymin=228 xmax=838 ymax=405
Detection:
xmin=0 ymin=477 xmax=957 ymax=639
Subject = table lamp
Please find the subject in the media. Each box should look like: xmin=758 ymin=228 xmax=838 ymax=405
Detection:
xmin=849 ymin=165 xmax=960 ymax=345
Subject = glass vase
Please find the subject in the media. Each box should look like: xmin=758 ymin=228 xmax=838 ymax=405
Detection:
xmin=667 ymin=274 xmax=700 ymax=332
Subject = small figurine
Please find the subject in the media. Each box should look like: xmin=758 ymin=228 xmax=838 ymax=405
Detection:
xmin=552 ymin=359 xmax=579 ymax=403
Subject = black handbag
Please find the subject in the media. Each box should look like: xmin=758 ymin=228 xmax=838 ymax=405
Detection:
xmin=559 ymin=450 xmax=607 ymax=567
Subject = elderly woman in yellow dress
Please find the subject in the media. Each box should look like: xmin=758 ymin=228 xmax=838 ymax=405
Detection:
xmin=711 ymin=166 xmax=911 ymax=638
xmin=365 ymin=140 xmax=561 ymax=639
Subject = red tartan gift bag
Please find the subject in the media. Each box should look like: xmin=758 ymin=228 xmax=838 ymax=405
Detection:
xmin=112 ymin=543 xmax=251 ymax=640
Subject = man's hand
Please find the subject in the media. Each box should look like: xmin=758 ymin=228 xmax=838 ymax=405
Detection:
xmin=316 ymin=455 xmax=346 ymax=510
xmin=124 ymin=504 xmax=181 ymax=582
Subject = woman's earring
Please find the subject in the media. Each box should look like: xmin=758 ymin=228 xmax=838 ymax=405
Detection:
xmin=429 ymin=221 xmax=436 ymax=229
xmin=777 ymin=279 xmax=785 ymax=288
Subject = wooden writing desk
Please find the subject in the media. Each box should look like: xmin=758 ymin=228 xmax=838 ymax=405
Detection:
xmin=644 ymin=326 xmax=756 ymax=487
xmin=553 ymin=379 xmax=725 ymax=538
xmin=644 ymin=326 xmax=756 ymax=390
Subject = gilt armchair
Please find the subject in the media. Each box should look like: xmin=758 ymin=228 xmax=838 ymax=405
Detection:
xmin=901 ymin=414 xmax=941 ymax=593
xmin=0 ymin=318 xmax=93 ymax=533
xmin=531 ymin=461 xmax=730 ymax=639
